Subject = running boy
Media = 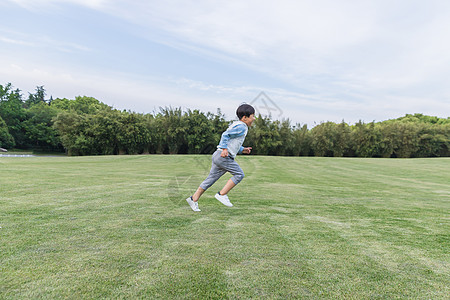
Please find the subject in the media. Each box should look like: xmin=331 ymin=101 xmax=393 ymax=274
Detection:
xmin=186 ymin=104 xmax=255 ymax=212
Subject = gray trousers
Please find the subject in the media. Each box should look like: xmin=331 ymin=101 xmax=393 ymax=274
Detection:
xmin=199 ymin=150 xmax=245 ymax=191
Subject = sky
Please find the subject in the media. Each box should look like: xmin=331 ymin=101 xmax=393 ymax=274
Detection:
xmin=1 ymin=0 xmax=450 ymax=126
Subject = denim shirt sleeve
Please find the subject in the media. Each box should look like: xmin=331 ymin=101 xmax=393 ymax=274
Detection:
xmin=218 ymin=124 xmax=247 ymax=149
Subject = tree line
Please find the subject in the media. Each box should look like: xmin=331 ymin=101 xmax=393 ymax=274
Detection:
xmin=1 ymin=83 xmax=449 ymax=157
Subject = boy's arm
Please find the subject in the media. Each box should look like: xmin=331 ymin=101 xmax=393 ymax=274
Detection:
xmin=218 ymin=124 xmax=247 ymax=151
xmin=221 ymin=148 xmax=229 ymax=157
xmin=223 ymin=146 xmax=251 ymax=157
xmin=242 ymin=147 xmax=252 ymax=154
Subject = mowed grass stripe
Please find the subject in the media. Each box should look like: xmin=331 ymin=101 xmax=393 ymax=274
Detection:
xmin=0 ymin=155 xmax=449 ymax=298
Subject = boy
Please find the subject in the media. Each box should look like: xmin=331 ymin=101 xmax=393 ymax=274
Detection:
xmin=186 ymin=104 xmax=255 ymax=212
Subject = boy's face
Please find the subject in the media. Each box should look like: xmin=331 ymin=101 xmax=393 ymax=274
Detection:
xmin=241 ymin=114 xmax=256 ymax=127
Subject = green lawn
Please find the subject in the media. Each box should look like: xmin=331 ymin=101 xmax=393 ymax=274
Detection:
xmin=1 ymin=155 xmax=449 ymax=299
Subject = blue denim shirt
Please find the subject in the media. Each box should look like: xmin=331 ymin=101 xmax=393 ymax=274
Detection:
xmin=217 ymin=121 xmax=248 ymax=158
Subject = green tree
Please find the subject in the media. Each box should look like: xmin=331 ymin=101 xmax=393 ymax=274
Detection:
xmin=25 ymin=86 xmax=47 ymax=108
xmin=157 ymin=107 xmax=186 ymax=154
xmin=396 ymin=113 xmax=450 ymax=125
xmin=310 ymin=122 xmax=335 ymax=157
xmin=377 ymin=121 xmax=419 ymax=158
xmin=332 ymin=121 xmax=351 ymax=157
xmin=0 ymin=83 xmax=27 ymax=148
xmin=70 ymin=96 xmax=110 ymax=114
xmin=275 ymin=119 xmax=294 ymax=156
xmin=53 ymin=111 xmax=89 ymax=156
xmin=246 ymin=115 xmax=282 ymax=155
xmin=414 ymin=123 xmax=450 ymax=157
xmin=22 ymin=102 xmax=61 ymax=151
xmin=51 ymin=96 xmax=110 ymax=114
xmin=291 ymin=124 xmax=311 ymax=156
xmin=207 ymin=109 xmax=229 ymax=153
xmin=117 ymin=112 xmax=152 ymax=155
xmin=84 ymin=109 xmax=121 ymax=155
xmin=209 ymin=109 xmax=229 ymax=138
xmin=142 ymin=113 xmax=157 ymax=154
xmin=0 ymin=116 xmax=15 ymax=149
xmin=184 ymin=109 xmax=216 ymax=154
xmin=50 ymin=98 xmax=71 ymax=110
xmin=350 ymin=121 xmax=382 ymax=157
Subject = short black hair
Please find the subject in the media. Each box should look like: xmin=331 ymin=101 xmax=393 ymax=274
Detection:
xmin=236 ymin=104 xmax=255 ymax=120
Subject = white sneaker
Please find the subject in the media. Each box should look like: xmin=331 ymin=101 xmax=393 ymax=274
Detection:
xmin=186 ymin=196 xmax=201 ymax=212
xmin=215 ymin=192 xmax=233 ymax=207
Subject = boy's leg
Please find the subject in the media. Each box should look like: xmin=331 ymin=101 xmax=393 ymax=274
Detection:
xmin=194 ymin=150 xmax=226 ymax=201
xmin=215 ymin=159 xmax=244 ymax=207
xmin=220 ymin=179 xmax=236 ymax=195
xmin=219 ymin=160 xmax=245 ymax=195
xmin=191 ymin=151 xmax=245 ymax=203
xmin=192 ymin=187 xmax=205 ymax=202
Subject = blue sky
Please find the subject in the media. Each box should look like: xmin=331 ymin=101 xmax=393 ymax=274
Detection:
xmin=1 ymin=0 xmax=450 ymax=126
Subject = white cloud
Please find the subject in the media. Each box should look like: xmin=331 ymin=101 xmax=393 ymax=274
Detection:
xmin=0 ymin=36 xmax=34 ymax=46
xmin=3 ymin=0 xmax=450 ymax=124
xmin=0 ymin=29 xmax=91 ymax=53
xmin=0 ymin=57 xmax=235 ymax=117
xmin=96 ymin=1 xmax=450 ymax=98
xmin=7 ymin=0 xmax=106 ymax=10
xmin=2 ymin=55 xmax=448 ymax=126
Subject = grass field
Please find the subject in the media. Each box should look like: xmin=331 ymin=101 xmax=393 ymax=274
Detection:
xmin=1 ymin=155 xmax=449 ymax=299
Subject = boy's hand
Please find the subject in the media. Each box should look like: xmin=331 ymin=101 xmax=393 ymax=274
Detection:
xmin=242 ymin=147 xmax=252 ymax=154
xmin=221 ymin=148 xmax=229 ymax=157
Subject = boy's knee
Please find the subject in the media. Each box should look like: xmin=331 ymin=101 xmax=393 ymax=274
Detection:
xmin=234 ymin=171 xmax=245 ymax=184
